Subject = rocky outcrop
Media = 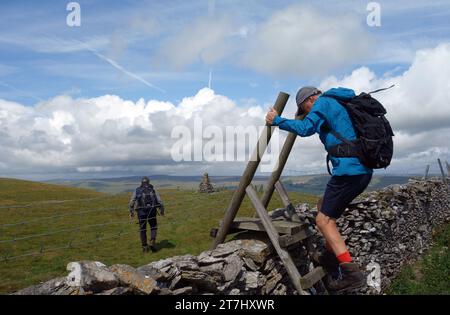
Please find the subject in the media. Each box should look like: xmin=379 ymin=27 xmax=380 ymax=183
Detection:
xmin=13 ymin=179 xmax=449 ymax=295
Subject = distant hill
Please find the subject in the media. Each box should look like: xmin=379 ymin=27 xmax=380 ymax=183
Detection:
xmin=49 ymin=174 xmax=413 ymax=195
xmin=283 ymin=175 xmax=412 ymax=195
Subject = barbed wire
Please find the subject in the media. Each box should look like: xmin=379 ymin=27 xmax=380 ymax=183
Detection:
xmin=0 ymin=193 xmax=215 ymax=229
xmin=0 ymin=195 xmax=225 ymax=263
xmin=0 ymin=195 xmax=115 ymax=210
xmin=0 ymin=206 xmax=124 ymax=228
xmin=1 ymin=230 xmax=136 ymax=262
xmin=0 ymin=216 xmax=156 ymax=244
xmin=0 ymin=210 xmax=214 ymax=262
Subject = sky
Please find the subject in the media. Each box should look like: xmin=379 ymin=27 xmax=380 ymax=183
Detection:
xmin=0 ymin=0 xmax=450 ymax=180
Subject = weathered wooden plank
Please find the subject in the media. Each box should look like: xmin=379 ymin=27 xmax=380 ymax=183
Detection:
xmin=300 ymin=267 xmax=326 ymax=289
xmin=438 ymin=158 xmax=447 ymax=184
xmin=227 ymin=217 xmax=305 ymax=235
xmin=274 ymin=181 xmax=291 ymax=207
xmin=424 ymin=164 xmax=430 ymax=180
xmin=260 ymin=116 xmax=300 ymax=209
xmin=279 ymin=229 xmax=311 ymax=248
xmin=245 ymin=186 xmax=308 ymax=295
xmin=274 ymin=181 xmax=301 ymax=222
xmin=211 ymin=92 xmax=290 ymax=250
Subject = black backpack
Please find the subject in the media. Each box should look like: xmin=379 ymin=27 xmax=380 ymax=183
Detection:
xmin=324 ymin=86 xmax=395 ymax=174
xmin=136 ymin=184 xmax=158 ymax=209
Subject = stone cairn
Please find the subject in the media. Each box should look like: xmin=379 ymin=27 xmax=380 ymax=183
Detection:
xmin=198 ymin=173 xmax=215 ymax=193
xmin=14 ymin=179 xmax=449 ymax=295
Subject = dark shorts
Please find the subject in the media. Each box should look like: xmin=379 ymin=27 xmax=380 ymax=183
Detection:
xmin=320 ymin=174 xmax=372 ymax=219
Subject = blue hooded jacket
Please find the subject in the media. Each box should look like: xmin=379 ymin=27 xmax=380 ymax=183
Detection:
xmin=272 ymin=87 xmax=373 ymax=176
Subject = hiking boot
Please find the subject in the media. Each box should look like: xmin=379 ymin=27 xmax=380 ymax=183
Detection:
xmin=142 ymin=245 xmax=149 ymax=253
xmin=149 ymin=240 xmax=158 ymax=253
xmin=311 ymin=250 xmax=340 ymax=274
xmin=319 ymin=251 xmax=340 ymax=274
xmin=327 ymin=262 xmax=367 ymax=294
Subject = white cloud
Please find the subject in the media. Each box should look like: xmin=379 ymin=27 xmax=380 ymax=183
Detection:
xmin=240 ymin=5 xmax=372 ymax=76
xmin=156 ymin=16 xmax=236 ymax=69
xmin=155 ymin=5 xmax=372 ymax=76
xmin=310 ymin=43 xmax=450 ymax=173
xmin=0 ymin=88 xmax=275 ymax=177
xmin=319 ymin=43 xmax=450 ymax=134
xmin=1 ymin=44 xmax=449 ymax=178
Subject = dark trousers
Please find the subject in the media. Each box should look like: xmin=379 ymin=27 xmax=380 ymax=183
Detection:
xmin=321 ymin=173 xmax=373 ymax=219
xmin=137 ymin=208 xmax=158 ymax=247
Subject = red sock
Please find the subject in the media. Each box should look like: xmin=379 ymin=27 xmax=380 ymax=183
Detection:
xmin=337 ymin=251 xmax=353 ymax=263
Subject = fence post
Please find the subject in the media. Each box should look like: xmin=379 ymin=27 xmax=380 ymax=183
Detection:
xmin=211 ymin=92 xmax=290 ymax=249
xmin=437 ymin=159 xmax=447 ymax=183
xmin=424 ymin=164 xmax=430 ymax=180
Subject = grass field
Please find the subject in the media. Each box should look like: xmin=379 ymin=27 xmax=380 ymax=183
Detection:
xmin=388 ymin=223 xmax=450 ymax=295
xmin=0 ymin=178 xmax=319 ymax=294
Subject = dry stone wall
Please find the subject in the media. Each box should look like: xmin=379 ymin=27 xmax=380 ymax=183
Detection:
xmin=13 ymin=179 xmax=449 ymax=295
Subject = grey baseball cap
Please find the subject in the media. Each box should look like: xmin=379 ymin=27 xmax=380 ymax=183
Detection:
xmin=295 ymin=86 xmax=321 ymax=116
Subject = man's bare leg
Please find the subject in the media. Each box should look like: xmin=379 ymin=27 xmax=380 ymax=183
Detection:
xmin=315 ymin=198 xmax=348 ymax=256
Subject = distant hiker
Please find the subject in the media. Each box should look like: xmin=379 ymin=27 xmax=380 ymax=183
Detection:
xmin=129 ymin=177 xmax=165 ymax=253
xmin=266 ymin=86 xmax=393 ymax=293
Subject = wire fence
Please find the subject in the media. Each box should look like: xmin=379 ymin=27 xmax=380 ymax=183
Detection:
xmin=0 ymin=195 xmax=114 ymax=210
xmin=0 ymin=201 xmax=217 ymax=263
xmin=0 ymin=206 xmax=124 ymax=228
xmin=1 ymin=230 xmax=136 ymax=262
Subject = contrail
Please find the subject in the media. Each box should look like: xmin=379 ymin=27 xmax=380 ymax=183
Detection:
xmin=0 ymin=81 xmax=44 ymax=102
xmin=75 ymin=40 xmax=166 ymax=93
xmin=208 ymin=69 xmax=212 ymax=89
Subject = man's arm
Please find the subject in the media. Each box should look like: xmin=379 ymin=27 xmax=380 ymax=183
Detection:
xmin=155 ymin=191 xmax=165 ymax=216
xmin=128 ymin=190 xmax=137 ymax=216
xmin=266 ymin=108 xmax=325 ymax=137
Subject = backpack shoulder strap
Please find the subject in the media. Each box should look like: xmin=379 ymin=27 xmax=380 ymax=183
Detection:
xmin=329 ymin=129 xmax=356 ymax=147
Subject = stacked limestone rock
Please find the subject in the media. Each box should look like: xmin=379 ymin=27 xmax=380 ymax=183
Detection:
xmin=14 ymin=237 xmax=309 ymax=295
xmin=295 ymin=178 xmax=450 ymax=294
xmin=13 ymin=179 xmax=449 ymax=295
xmin=198 ymin=173 xmax=215 ymax=193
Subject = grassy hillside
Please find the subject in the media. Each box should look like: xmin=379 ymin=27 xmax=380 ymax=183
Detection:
xmin=0 ymin=178 xmax=319 ymax=294
xmin=388 ymin=223 xmax=450 ymax=295
xmin=50 ymin=175 xmax=272 ymax=194
xmin=51 ymin=175 xmax=412 ymax=195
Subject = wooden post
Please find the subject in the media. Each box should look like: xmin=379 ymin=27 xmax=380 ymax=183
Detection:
xmin=437 ymin=159 xmax=447 ymax=183
xmin=245 ymin=186 xmax=308 ymax=295
xmin=211 ymin=92 xmax=290 ymax=249
xmin=424 ymin=165 xmax=430 ymax=180
xmin=261 ymin=117 xmax=300 ymax=209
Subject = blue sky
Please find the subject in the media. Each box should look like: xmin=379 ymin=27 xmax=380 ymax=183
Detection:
xmin=2 ymin=0 xmax=449 ymax=106
xmin=1 ymin=0 xmax=450 ymax=179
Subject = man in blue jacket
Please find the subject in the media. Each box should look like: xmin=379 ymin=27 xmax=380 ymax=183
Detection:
xmin=266 ymin=86 xmax=372 ymax=293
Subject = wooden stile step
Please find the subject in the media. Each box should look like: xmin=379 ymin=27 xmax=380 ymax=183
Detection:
xmin=300 ymin=267 xmax=326 ymax=289
xmin=226 ymin=217 xmax=306 ymax=235
xmin=279 ymin=229 xmax=312 ymax=248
